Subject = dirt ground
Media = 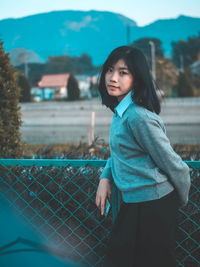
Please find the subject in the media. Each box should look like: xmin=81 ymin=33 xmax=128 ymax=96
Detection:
xmin=20 ymin=97 xmax=200 ymax=145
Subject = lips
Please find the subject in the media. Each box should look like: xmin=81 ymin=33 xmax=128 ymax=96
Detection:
xmin=108 ymin=85 xmax=119 ymax=90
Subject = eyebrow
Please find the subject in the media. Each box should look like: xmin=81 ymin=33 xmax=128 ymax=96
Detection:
xmin=110 ymin=65 xmax=129 ymax=70
xmin=119 ymin=67 xmax=129 ymax=70
xmin=109 ymin=65 xmax=129 ymax=71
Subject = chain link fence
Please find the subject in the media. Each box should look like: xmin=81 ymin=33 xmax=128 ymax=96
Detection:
xmin=0 ymin=159 xmax=199 ymax=266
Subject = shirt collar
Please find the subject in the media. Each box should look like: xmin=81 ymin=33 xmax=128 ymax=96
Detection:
xmin=115 ymin=91 xmax=133 ymax=118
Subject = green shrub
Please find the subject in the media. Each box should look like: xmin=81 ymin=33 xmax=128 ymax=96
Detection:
xmin=67 ymin=73 xmax=80 ymax=101
xmin=17 ymin=72 xmax=31 ymax=102
xmin=0 ymin=40 xmax=23 ymax=158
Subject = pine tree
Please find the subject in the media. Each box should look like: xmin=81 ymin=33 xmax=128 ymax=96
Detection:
xmin=17 ymin=72 xmax=31 ymax=102
xmin=0 ymin=40 xmax=23 ymax=158
xmin=67 ymin=73 xmax=80 ymax=101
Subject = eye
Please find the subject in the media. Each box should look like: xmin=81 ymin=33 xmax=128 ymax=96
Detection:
xmin=119 ymin=71 xmax=128 ymax=75
xmin=107 ymin=67 xmax=113 ymax=73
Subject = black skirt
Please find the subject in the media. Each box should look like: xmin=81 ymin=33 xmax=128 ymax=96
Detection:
xmin=103 ymin=190 xmax=179 ymax=267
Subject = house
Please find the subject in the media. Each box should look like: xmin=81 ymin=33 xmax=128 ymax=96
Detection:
xmin=75 ymin=74 xmax=99 ymax=99
xmin=190 ymin=60 xmax=200 ymax=76
xmin=75 ymin=74 xmax=91 ymax=98
xmin=38 ymin=73 xmax=70 ymax=100
xmin=35 ymin=73 xmax=98 ymax=101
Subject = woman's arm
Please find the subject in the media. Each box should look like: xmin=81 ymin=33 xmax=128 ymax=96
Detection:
xmin=99 ymin=157 xmax=112 ymax=181
xmin=133 ymin=119 xmax=191 ymax=207
xmin=96 ymin=157 xmax=112 ymax=215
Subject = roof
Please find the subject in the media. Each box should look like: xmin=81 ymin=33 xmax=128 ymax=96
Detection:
xmin=38 ymin=73 xmax=70 ymax=88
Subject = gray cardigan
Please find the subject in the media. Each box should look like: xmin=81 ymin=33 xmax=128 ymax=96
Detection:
xmin=100 ymin=94 xmax=191 ymax=207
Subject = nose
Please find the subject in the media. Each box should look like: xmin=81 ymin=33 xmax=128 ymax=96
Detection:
xmin=110 ymin=71 xmax=118 ymax=82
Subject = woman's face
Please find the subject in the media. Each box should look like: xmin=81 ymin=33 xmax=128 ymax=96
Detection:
xmin=105 ymin=59 xmax=133 ymax=102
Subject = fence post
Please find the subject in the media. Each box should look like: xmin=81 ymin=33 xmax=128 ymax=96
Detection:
xmin=89 ymin=111 xmax=95 ymax=156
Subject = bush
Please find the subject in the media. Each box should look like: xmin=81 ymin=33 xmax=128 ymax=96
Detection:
xmin=0 ymin=40 xmax=23 ymax=158
xmin=17 ymin=72 xmax=31 ymax=102
xmin=67 ymin=73 xmax=80 ymax=101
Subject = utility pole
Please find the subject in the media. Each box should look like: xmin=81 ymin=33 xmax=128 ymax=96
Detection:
xmin=24 ymin=50 xmax=28 ymax=79
xmin=180 ymin=55 xmax=184 ymax=72
xmin=89 ymin=111 xmax=95 ymax=156
xmin=149 ymin=41 xmax=156 ymax=80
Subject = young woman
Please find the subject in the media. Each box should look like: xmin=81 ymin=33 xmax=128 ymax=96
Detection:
xmin=95 ymin=46 xmax=190 ymax=267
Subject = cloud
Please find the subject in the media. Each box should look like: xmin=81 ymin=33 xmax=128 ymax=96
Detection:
xmin=64 ymin=15 xmax=92 ymax=32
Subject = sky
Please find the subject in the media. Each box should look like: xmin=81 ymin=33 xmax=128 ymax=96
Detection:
xmin=1 ymin=0 xmax=200 ymax=26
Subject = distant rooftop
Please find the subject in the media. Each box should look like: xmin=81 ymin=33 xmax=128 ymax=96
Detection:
xmin=38 ymin=73 xmax=70 ymax=88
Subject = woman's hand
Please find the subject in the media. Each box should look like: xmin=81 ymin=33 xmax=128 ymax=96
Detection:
xmin=96 ymin=178 xmax=111 ymax=215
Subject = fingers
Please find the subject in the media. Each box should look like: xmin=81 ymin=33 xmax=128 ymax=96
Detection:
xmin=108 ymin=188 xmax=111 ymax=200
xmin=100 ymin=197 xmax=106 ymax=216
xmin=96 ymin=179 xmax=111 ymax=216
xmin=95 ymin=194 xmax=100 ymax=209
xmin=96 ymin=193 xmax=106 ymax=215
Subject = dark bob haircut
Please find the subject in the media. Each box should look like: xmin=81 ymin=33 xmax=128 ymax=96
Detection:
xmin=98 ymin=46 xmax=161 ymax=114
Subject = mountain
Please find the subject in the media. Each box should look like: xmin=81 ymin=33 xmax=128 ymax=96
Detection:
xmin=130 ymin=15 xmax=200 ymax=58
xmin=0 ymin=10 xmax=200 ymax=65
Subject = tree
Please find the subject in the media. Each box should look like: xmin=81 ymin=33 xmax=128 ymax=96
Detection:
xmin=156 ymin=58 xmax=179 ymax=96
xmin=67 ymin=73 xmax=80 ymax=101
xmin=131 ymin=38 xmax=178 ymax=96
xmin=0 ymin=40 xmax=23 ymax=158
xmin=78 ymin=53 xmax=94 ymax=72
xmin=17 ymin=72 xmax=31 ymax=102
xmin=176 ymin=70 xmax=195 ymax=97
xmin=16 ymin=63 xmax=45 ymax=87
xmin=172 ymin=33 xmax=200 ymax=68
xmin=45 ymin=55 xmax=71 ymax=74
xmin=131 ymin=37 xmax=164 ymax=65
xmin=45 ymin=53 xmax=96 ymax=75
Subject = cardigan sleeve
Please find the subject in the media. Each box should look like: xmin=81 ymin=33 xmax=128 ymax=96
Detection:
xmin=132 ymin=118 xmax=191 ymax=207
xmin=99 ymin=157 xmax=112 ymax=181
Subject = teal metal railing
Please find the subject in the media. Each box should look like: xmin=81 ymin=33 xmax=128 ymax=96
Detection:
xmin=0 ymin=159 xmax=199 ymax=266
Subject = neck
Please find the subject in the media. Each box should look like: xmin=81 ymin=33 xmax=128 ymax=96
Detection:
xmin=117 ymin=94 xmax=127 ymax=102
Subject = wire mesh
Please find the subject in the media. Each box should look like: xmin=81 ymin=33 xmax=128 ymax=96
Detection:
xmin=0 ymin=159 xmax=112 ymax=266
xmin=0 ymin=159 xmax=199 ymax=267
xmin=175 ymin=161 xmax=200 ymax=267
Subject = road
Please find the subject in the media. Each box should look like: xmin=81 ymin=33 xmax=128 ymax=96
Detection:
xmin=20 ymin=97 xmax=200 ymax=145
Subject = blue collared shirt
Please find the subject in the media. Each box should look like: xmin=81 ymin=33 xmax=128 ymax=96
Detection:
xmin=114 ymin=91 xmax=133 ymax=118
xmin=100 ymin=91 xmax=190 ymax=206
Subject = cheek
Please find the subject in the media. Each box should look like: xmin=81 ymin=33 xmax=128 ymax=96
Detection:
xmin=105 ymin=73 xmax=109 ymax=83
xmin=124 ymin=77 xmax=133 ymax=89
